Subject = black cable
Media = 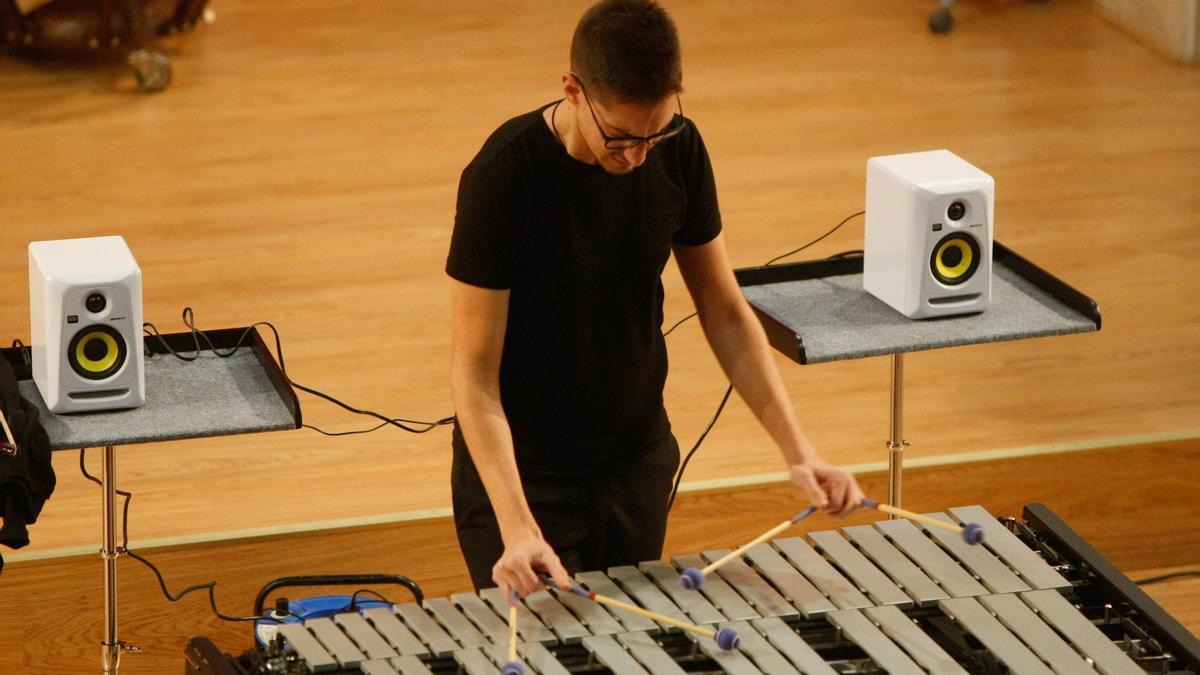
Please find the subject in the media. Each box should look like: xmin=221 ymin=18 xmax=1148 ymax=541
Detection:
xmin=343 ymin=589 xmax=394 ymax=612
xmin=662 ymin=312 xmax=697 ymax=337
xmin=764 ymin=210 xmax=864 ymax=266
xmin=1133 ymin=570 xmax=1200 ymax=585
xmin=664 ymin=210 xmax=865 ymax=509
xmin=145 ymin=307 xmax=456 ymax=435
xmin=667 ymin=384 xmax=732 ymax=510
xmin=78 ymin=448 xmax=278 ymax=624
xmin=303 ymin=421 xmax=390 ymax=437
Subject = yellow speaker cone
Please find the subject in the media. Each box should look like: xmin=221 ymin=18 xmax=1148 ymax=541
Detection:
xmin=68 ymin=325 xmax=127 ymax=380
xmin=76 ymin=332 xmax=119 ymax=373
xmin=936 ymin=240 xmax=973 ymax=279
xmin=930 ymin=233 xmax=981 ymax=286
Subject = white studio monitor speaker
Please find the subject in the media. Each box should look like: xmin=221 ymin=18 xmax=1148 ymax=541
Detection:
xmin=863 ymin=149 xmax=994 ymax=319
xmin=28 ymin=235 xmax=145 ymax=413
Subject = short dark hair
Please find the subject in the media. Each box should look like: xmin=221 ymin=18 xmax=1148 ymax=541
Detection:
xmin=570 ymin=0 xmax=682 ymax=105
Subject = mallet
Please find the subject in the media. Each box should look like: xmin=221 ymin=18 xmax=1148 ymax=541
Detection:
xmin=500 ymin=590 xmax=523 ymax=675
xmin=679 ymin=506 xmax=818 ymax=590
xmin=544 ymin=577 xmax=740 ymax=651
xmin=862 ymin=498 xmax=985 ymax=545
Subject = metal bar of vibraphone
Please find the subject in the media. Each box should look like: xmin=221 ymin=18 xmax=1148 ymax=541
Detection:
xmin=581 ymin=634 xmax=650 ymax=674
xmin=639 ymin=560 xmax=728 ymax=624
xmin=742 ymin=541 xmax=842 ymax=616
xmin=862 ymin=605 xmax=968 ymax=675
xmin=424 ymin=597 xmax=490 ymax=649
xmin=306 ymin=616 xmax=367 ymax=668
xmin=576 ymin=570 xmax=661 ymax=632
xmin=1020 ymin=589 xmax=1145 ymax=675
xmin=842 ymin=524 xmax=949 ymax=606
xmin=827 ymin=608 xmax=925 ymax=675
xmin=607 ymin=565 xmax=694 ymax=628
xmin=361 ymin=606 xmax=430 ymax=657
xmin=702 ymin=549 xmax=799 ymax=618
xmin=390 ymin=654 xmax=434 ymax=675
xmin=919 ymin=512 xmax=1031 ymax=594
xmin=479 ymin=588 xmax=557 ymax=644
xmin=768 ymin=538 xmax=869 ymax=612
xmin=549 ymin=585 xmax=626 ymax=636
xmin=359 ymin=658 xmax=401 ymax=675
xmin=670 ymin=554 xmax=762 ymax=622
xmin=450 ymin=592 xmax=512 ymax=645
xmin=751 ymin=616 xmax=837 ymax=675
xmin=948 ymin=505 xmax=1072 ymax=590
xmin=452 ymin=646 xmax=500 ymax=675
xmin=276 ymin=622 xmax=338 ymax=672
xmin=334 ymin=612 xmax=400 ymax=661
xmin=394 ymin=603 xmax=460 ymax=657
xmin=615 ymin=631 xmax=689 ymax=675
xmin=874 ymin=519 xmax=989 ymax=598
xmin=516 ymin=642 xmax=572 ymax=675
xmin=807 ymin=529 xmax=914 ymax=608
xmin=977 ymin=594 xmax=1094 ymax=673
xmin=721 ymin=620 xmax=801 ymax=674
xmin=938 ymin=597 xmax=1055 ymax=674
xmin=523 ymin=589 xmax=591 ymax=643
xmin=691 ymin=625 xmax=765 ymax=675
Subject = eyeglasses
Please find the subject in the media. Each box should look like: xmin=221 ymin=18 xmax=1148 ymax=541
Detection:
xmin=573 ymin=74 xmax=685 ymax=150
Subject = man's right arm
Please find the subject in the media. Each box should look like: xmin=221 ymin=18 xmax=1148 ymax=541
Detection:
xmin=449 ymin=279 xmax=570 ymax=595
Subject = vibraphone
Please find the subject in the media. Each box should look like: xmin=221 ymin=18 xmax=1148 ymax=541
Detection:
xmin=185 ymin=504 xmax=1200 ymax=674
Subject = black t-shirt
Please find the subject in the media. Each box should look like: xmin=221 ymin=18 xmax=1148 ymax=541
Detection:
xmin=446 ymin=102 xmax=722 ymax=471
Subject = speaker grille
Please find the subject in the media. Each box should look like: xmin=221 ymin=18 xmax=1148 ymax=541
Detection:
xmin=930 ymin=233 xmax=981 ymax=286
xmin=67 ymin=324 xmax=128 ymax=381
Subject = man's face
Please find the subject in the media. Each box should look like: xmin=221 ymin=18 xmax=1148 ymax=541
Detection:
xmin=576 ymin=90 xmax=679 ymax=175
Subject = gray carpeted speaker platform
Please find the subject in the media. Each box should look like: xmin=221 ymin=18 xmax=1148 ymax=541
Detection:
xmin=20 ymin=349 xmax=299 ymax=451
xmin=740 ymin=253 xmax=1099 ymax=365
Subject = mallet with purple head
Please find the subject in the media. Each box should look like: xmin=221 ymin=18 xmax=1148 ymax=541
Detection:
xmin=862 ymin=499 xmax=985 ymax=545
xmin=679 ymin=506 xmax=819 ymax=591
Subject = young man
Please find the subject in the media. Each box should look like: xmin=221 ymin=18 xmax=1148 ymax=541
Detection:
xmin=446 ymin=0 xmax=863 ymax=597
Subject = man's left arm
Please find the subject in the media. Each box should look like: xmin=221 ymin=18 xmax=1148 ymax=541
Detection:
xmin=673 ymin=233 xmax=863 ymax=516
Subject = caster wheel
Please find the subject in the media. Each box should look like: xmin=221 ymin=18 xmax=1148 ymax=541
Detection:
xmin=128 ymin=50 xmax=172 ymax=92
xmin=928 ymin=9 xmax=954 ymax=33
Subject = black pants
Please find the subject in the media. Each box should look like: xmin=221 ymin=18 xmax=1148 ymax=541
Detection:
xmin=451 ymin=426 xmax=680 ymax=590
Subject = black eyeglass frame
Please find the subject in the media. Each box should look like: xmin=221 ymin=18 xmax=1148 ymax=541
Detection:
xmin=572 ymin=74 xmax=685 ymax=150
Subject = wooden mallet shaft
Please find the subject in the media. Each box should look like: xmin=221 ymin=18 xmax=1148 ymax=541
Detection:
xmin=507 ymin=591 xmax=519 ymax=663
xmin=700 ymin=506 xmax=817 ymax=575
xmin=588 ymin=592 xmax=716 ymax=638
xmin=548 ymin=577 xmax=740 ymax=651
xmin=862 ymin=499 xmax=985 ymax=545
xmin=864 ymin=499 xmax=963 ymax=534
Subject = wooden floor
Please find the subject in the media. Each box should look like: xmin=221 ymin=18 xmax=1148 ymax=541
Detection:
xmin=0 ymin=0 xmax=1198 ymax=559
xmin=1 ymin=2 xmax=1199 ymax=668
xmin=1 ymin=441 xmax=1197 ymax=673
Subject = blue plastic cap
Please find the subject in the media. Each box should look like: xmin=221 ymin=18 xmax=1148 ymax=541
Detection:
xmin=679 ymin=567 xmax=705 ymax=590
xmin=962 ymin=522 xmax=985 ymax=545
xmin=715 ymin=627 xmax=741 ymax=651
xmin=501 ymin=662 xmax=524 ymax=675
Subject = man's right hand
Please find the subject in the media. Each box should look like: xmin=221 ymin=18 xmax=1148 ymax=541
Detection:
xmin=493 ymin=532 xmax=572 ymax=598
